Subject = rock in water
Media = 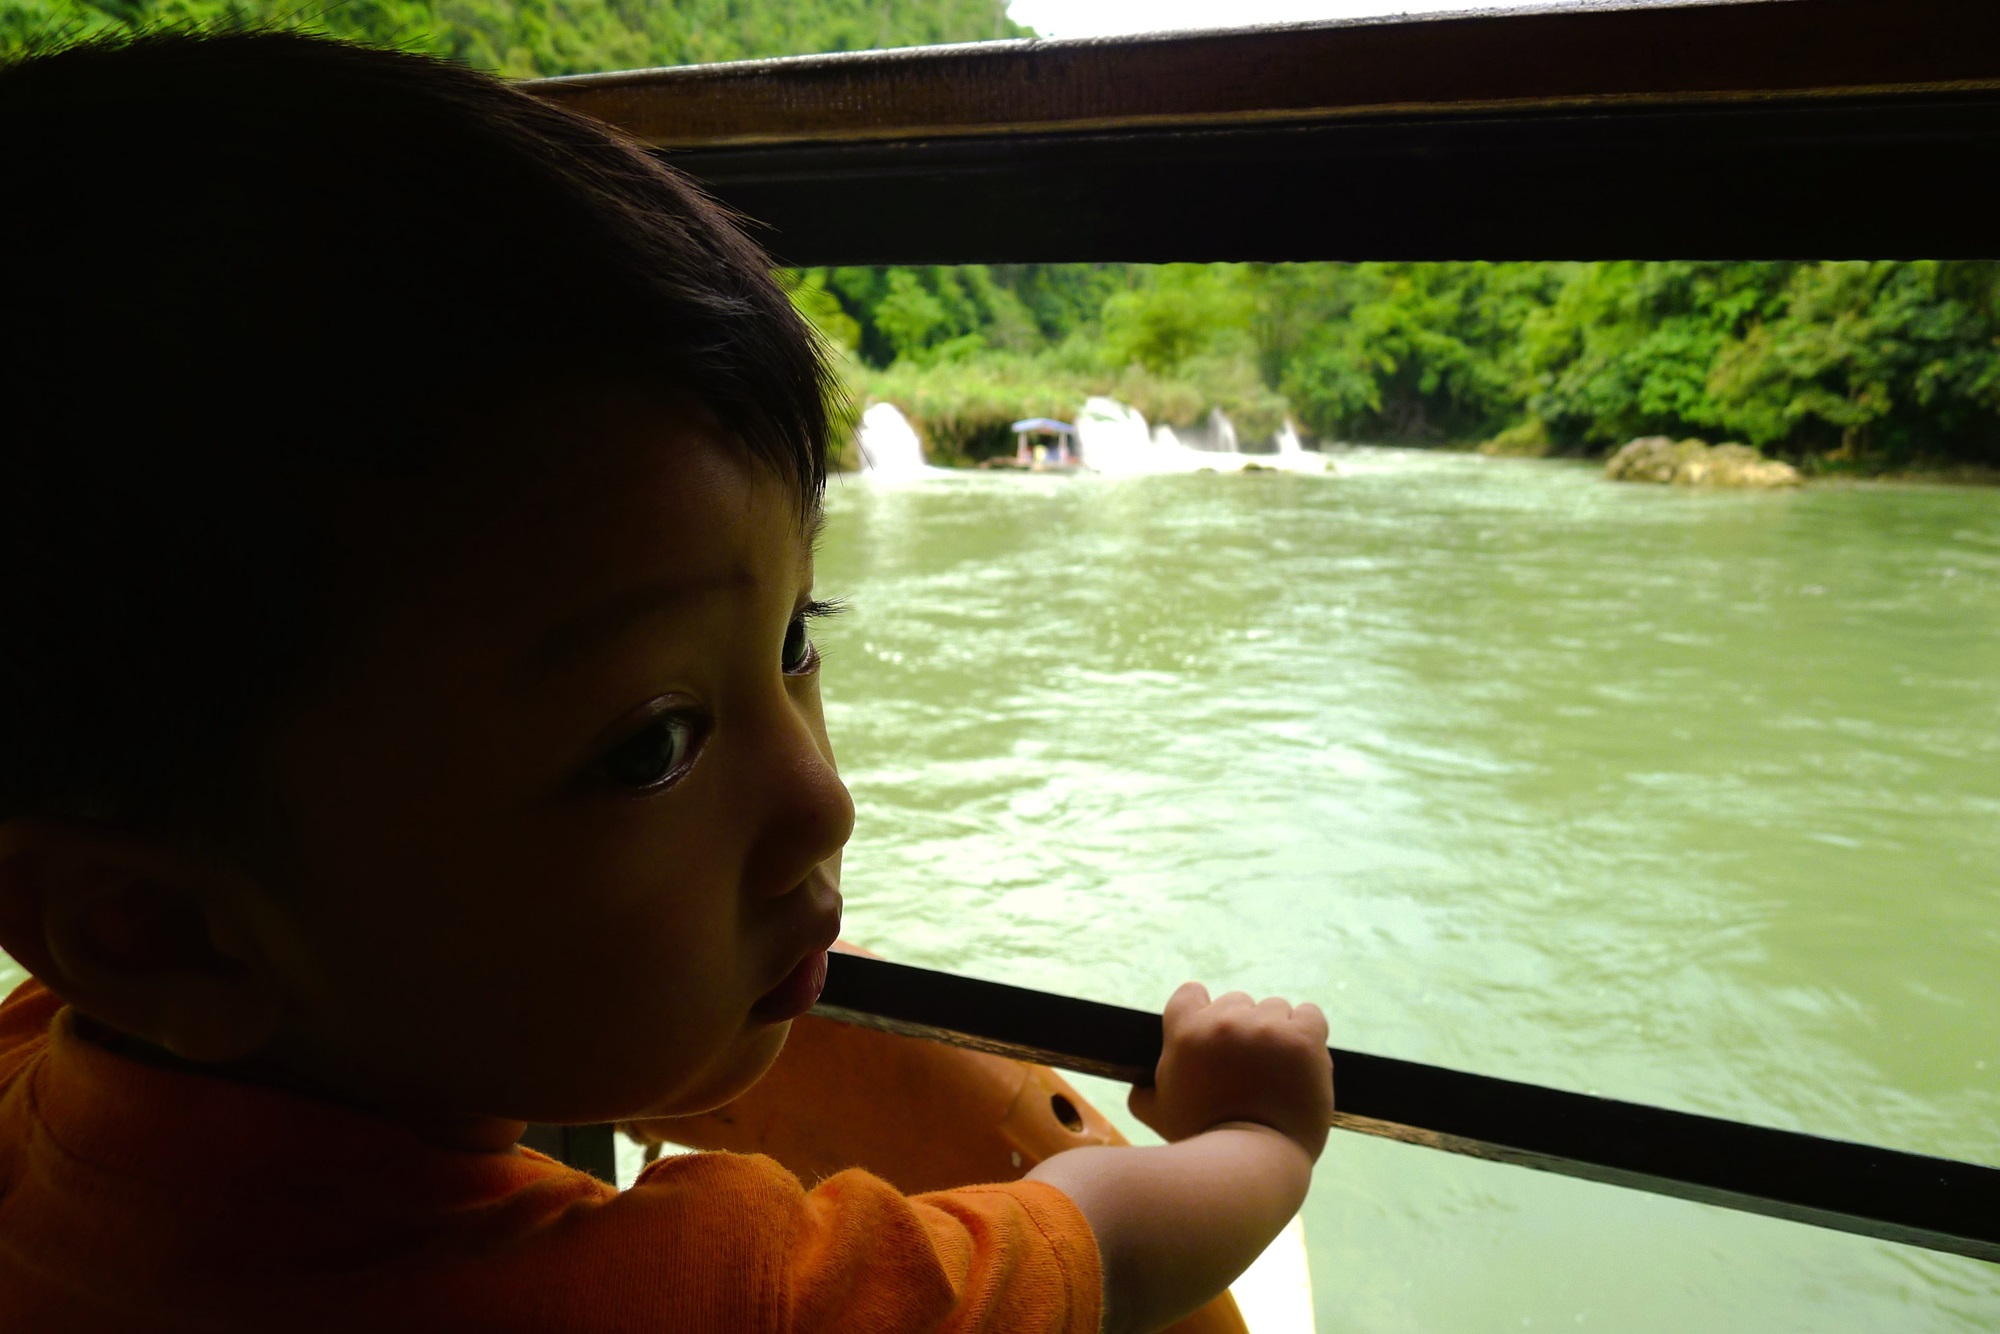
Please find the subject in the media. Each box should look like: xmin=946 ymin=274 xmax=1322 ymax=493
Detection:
xmin=1605 ymin=437 xmax=1801 ymax=488
xmin=1684 ymin=442 xmax=1803 ymax=488
xmin=1604 ymin=436 xmax=1706 ymax=483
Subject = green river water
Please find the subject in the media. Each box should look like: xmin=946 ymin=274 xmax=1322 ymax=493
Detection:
xmin=812 ymin=450 xmax=1998 ymax=1333
xmin=2 ymin=448 xmax=1992 ymax=1330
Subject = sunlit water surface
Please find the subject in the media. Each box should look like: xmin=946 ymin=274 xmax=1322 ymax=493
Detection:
xmin=813 ymin=451 xmax=1998 ymax=1333
xmin=1 ymin=450 xmax=1991 ymax=1329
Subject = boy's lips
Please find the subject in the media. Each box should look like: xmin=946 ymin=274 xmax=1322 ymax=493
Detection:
xmin=751 ymin=905 xmax=842 ymax=1025
xmin=750 ymin=948 xmax=830 ymax=1024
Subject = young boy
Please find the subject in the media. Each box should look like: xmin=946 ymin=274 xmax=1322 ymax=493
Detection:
xmin=0 ymin=30 xmax=1335 ymax=1333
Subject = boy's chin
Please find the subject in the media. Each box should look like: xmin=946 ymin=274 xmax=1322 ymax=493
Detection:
xmin=636 ymin=1019 xmax=794 ymax=1123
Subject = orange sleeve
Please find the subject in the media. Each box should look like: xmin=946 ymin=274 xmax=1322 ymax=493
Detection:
xmin=912 ymin=1181 xmax=1104 ymax=1334
xmin=604 ymin=1152 xmax=1102 ymax=1334
xmin=784 ymin=1170 xmax=1102 ymax=1334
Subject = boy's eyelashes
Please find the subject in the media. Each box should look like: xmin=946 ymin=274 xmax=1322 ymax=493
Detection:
xmin=782 ymin=597 xmax=846 ymax=676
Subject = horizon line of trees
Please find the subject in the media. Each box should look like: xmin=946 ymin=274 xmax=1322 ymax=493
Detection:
xmin=2 ymin=0 xmax=1024 ymax=82
xmin=809 ymin=261 xmax=2000 ymax=469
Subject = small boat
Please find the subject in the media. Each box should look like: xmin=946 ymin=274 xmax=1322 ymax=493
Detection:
xmin=1010 ymin=418 xmax=1082 ymax=471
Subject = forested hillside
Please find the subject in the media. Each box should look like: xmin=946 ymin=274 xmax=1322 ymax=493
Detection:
xmin=0 ymin=0 xmax=1022 ymax=76
xmin=825 ymin=261 xmax=2000 ymax=474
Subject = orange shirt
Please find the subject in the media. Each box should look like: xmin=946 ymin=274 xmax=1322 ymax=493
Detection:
xmin=0 ymin=980 xmax=1101 ymax=1332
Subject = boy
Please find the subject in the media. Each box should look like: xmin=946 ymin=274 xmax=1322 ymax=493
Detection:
xmin=0 ymin=30 xmax=1335 ymax=1333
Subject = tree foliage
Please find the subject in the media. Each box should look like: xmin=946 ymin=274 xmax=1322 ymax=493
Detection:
xmin=2 ymin=0 xmax=1025 ymax=77
xmin=822 ymin=260 xmax=2000 ymax=469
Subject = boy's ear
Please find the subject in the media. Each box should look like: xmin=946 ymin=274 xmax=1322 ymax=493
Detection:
xmin=0 ymin=818 xmax=284 ymax=1063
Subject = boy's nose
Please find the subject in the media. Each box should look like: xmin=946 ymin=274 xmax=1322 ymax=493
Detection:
xmin=749 ymin=712 xmax=855 ymax=895
xmin=781 ymin=744 xmax=855 ymax=871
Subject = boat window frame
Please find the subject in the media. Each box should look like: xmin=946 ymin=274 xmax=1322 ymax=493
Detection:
xmin=514 ymin=0 xmax=2000 ymax=1257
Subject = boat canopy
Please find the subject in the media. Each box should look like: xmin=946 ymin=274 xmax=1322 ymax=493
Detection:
xmin=1010 ymin=419 xmax=1075 ymax=435
xmin=529 ymin=0 xmax=2000 ymax=265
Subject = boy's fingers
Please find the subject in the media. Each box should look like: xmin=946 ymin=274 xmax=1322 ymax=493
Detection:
xmin=1212 ymin=990 xmax=1254 ymax=1011
xmin=1254 ymin=995 xmax=1292 ymax=1019
xmin=1294 ymin=1001 xmax=1330 ymax=1044
xmin=1164 ymin=981 xmax=1211 ymax=1025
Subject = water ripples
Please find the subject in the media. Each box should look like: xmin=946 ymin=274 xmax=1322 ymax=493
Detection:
xmin=819 ymin=452 xmax=2000 ymax=1332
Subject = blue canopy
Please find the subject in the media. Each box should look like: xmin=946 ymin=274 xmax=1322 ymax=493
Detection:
xmin=1010 ymin=418 xmax=1076 ymax=434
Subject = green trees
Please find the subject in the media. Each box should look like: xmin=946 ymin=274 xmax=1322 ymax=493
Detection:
xmin=2 ymin=0 xmax=1025 ymax=77
xmin=1503 ymin=261 xmax=2000 ymax=467
xmin=1274 ymin=263 xmax=1555 ymax=443
xmin=1098 ymin=264 xmax=1252 ymax=374
xmin=1703 ymin=262 xmax=2000 ymax=464
xmin=827 ymin=260 xmax=2000 ymax=470
xmin=823 ymin=265 xmax=1043 ymax=366
xmin=1519 ymin=262 xmax=1790 ymax=449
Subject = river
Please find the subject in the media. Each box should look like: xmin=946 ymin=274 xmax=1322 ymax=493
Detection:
xmin=814 ymin=450 xmax=1998 ymax=1332
xmin=1 ymin=449 xmax=1992 ymax=1329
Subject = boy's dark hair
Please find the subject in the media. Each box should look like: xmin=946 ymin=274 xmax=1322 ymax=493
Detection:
xmin=0 ymin=30 xmax=833 ymax=834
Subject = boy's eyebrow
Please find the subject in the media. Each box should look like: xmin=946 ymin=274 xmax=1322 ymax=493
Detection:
xmin=529 ymin=568 xmax=751 ymax=677
xmin=528 ymin=516 xmax=820 ymax=678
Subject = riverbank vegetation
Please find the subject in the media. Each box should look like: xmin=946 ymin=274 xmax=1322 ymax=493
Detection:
xmin=808 ymin=261 xmax=2000 ymax=475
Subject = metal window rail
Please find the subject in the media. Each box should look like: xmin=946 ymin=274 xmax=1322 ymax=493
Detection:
xmin=521 ymin=0 xmax=2000 ymax=1257
xmin=812 ymin=955 xmax=2000 ymax=1264
xmin=547 ymin=954 xmax=1999 ymax=1260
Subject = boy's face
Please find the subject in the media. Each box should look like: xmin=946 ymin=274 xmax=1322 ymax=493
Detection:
xmin=240 ymin=385 xmax=851 ymax=1130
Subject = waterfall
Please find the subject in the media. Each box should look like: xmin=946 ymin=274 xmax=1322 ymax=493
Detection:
xmin=1265 ymin=417 xmax=1332 ymax=473
xmin=1169 ymin=408 xmax=1240 ymax=455
xmin=1076 ymin=397 xmax=1159 ymax=475
xmin=855 ymin=402 xmax=928 ymax=480
xmin=1078 ymin=397 xmax=1249 ymax=474
xmin=1208 ymin=407 xmax=1240 ymax=455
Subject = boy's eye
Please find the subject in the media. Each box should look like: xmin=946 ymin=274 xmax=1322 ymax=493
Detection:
xmin=783 ymin=598 xmax=843 ymax=675
xmin=781 ymin=611 xmax=816 ymax=675
xmin=776 ymin=616 xmax=816 ymax=680
xmin=598 ymin=713 xmax=700 ymax=789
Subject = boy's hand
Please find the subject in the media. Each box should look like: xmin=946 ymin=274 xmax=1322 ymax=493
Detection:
xmin=1126 ymin=982 xmax=1335 ymax=1161
xmin=1031 ymin=983 xmax=1334 ymax=1332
